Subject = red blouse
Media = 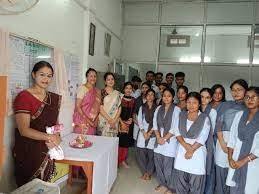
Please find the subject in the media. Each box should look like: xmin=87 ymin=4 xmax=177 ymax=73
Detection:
xmin=13 ymin=90 xmax=42 ymax=116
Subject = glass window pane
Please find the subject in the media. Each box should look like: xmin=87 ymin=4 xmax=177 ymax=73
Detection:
xmin=205 ymin=25 xmax=251 ymax=63
xmin=159 ymin=26 xmax=203 ymax=62
xmin=253 ymin=25 xmax=259 ymax=64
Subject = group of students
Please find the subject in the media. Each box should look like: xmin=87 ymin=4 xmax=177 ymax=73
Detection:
xmin=12 ymin=61 xmax=259 ymax=194
xmin=131 ymin=74 xmax=259 ymax=194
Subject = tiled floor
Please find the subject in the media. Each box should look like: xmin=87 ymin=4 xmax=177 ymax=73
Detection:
xmin=61 ymin=148 xmax=159 ymax=194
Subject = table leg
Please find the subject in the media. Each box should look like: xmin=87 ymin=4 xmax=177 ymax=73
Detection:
xmin=81 ymin=162 xmax=93 ymax=194
xmin=68 ymin=165 xmax=73 ymax=185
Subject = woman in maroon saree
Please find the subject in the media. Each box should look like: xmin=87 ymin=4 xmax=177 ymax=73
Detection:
xmin=13 ymin=61 xmax=61 ymax=187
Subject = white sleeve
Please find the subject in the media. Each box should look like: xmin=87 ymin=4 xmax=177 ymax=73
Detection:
xmin=174 ymin=110 xmax=181 ymax=137
xmin=152 ymin=106 xmax=160 ymax=131
xmin=210 ymin=109 xmax=217 ymax=133
xmin=196 ymin=117 xmax=211 ymax=145
xmin=169 ymin=107 xmax=180 ymax=135
xmin=227 ymin=111 xmax=243 ymax=149
xmin=251 ymin=132 xmax=259 ymax=157
xmin=137 ymin=107 xmax=144 ymax=130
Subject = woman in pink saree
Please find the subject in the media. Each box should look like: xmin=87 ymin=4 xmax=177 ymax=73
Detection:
xmin=73 ymin=68 xmax=101 ymax=135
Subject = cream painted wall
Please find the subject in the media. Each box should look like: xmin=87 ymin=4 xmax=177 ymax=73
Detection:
xmin=87 ymin=0 xmax=123 ymax=72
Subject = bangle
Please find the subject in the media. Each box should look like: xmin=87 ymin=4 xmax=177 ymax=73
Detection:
xmin=248 ymin=156 xmax=252 ymax=162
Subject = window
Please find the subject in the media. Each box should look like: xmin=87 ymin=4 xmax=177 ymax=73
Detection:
xmin=205 ymin=25 xmax=251 ymax=64
xmin=253 ymin=25 xmax=259 ymax=64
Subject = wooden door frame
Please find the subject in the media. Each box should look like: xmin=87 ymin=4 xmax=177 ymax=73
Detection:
xmin=0 ymin=76 xmax=7 ymax=175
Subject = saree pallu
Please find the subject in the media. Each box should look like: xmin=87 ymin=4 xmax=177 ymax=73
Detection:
xmin=73 ymin=87 xmax=101 ymax=135
xmin=97 ymin=90 xmax=122 ymax=137
xmin=13 ymin=91 xmax=61 ymax=187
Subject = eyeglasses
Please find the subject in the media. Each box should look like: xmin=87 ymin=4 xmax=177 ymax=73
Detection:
xmin=244 ymin=96 xmax=258 ymax=101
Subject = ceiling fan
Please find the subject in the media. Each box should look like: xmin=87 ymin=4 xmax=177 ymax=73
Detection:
xmin=0 ymin=0 xmax=39 ymax=15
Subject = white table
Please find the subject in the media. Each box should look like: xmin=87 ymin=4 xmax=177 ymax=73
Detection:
xmin=56 ymin=133 xmax=119 ymax=194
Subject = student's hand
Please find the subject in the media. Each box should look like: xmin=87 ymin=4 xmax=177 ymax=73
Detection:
xmin=148 ymin=130 xmax=153 ymax=137
xmin=233 ymin=159 xmax=246 ymax=169
xmin=229 ymin=158 xmax=236 ymax=169
xmin=220 ymin=141 xmax=228 ymax=153
xmin=185 ymin=150 xmax=194 ymax=160
xmin=143 ymin=132 xmax=150 ymax=140
xmin=120 ymin=121 xmax=129 ymax=133
xmin=125 ymin=118 xmax=133 ymax=125
xmin=184 ymin=143 xmax=194 ymax=153
xmin=157 ymin=137 xmax=165 ymax=145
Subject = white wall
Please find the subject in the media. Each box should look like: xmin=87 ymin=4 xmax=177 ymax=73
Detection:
xmin=87 ymin=0 xmax=123 ymax=72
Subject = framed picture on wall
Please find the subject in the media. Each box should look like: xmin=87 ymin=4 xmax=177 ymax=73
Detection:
xmin=104 ymin=32 xmax=111 ymax=56
xmin=89 ymin=23 xmax=96 ymax=56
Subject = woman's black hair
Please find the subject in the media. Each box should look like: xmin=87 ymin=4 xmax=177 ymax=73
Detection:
xmin=230 ymin=79 xmax=248 ymax=91
xmin=123 ymin=81 xmax=133 ymax=89
xmin=177 ymin=85 xmax=188 ymax=94
xmin=187 ymin=92 xmax=202 ymax=105
xmin=141 ymin=81 xmax=151 ymax=89
xmin=85 ymin=68 xmax=97 ymax=77
xmin=163 ymin=88 xmax=175 ymax=98
xmin=211 ymin=84 xmax=226 ymax=102
xmin=200 ymin=88 xmax=213 ymax=97
xmin=32 ymin=61 xmax=54 ymax=75
xmin=146 ymin=89 xmax=156 ymax=97
xmin=104 ymin=72 xmax=115 ymax=80
xmin=159 ymin=82 xmax=169 ymax=88
xmin=246 ymin=86 xmax=259 ymax=96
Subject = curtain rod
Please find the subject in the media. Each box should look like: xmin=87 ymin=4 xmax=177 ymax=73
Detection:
xmin=10 ymin=32 xmax=54 ymax=49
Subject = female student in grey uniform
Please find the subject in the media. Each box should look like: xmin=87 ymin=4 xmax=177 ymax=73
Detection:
xmin=153 ymin=88 xmax=181 ymax=194
xmin=133 ymin=82 xmax=151 ymax=143
xmin=136 ymin=89 xmax=157 ymax=180
xmin=174 ymin=92 xmax=211 ymax=194
xmin=211 ymin=84 xmax=226 ymax=111
xmin=200 ymin=88 xmax=217 ymax=194
xmin=176 ymin=85 xmax=188 ymax=111
xmin=226 ymin=87 xmax=259 ymax=194
xmin=157 ymin=83 xmax=168 ymax=105
xmin=215 ymin=79 xmax=248 ymax=194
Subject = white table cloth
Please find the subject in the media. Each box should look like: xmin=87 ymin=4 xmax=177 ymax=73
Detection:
xmin=60 ymin=133 xmax=119 ymax=194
